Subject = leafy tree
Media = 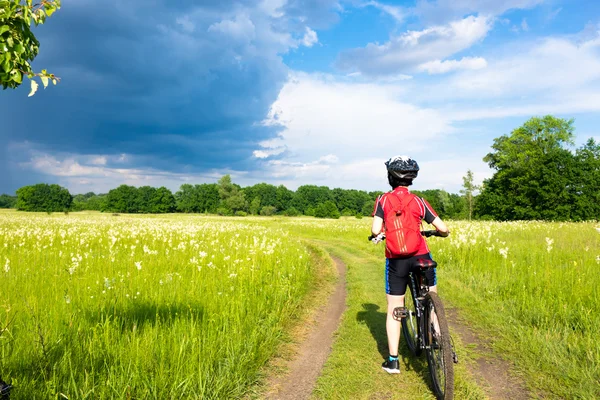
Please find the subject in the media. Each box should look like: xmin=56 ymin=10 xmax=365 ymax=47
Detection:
xmin=0 ymin=194 xmax=17 ymax=208
xmin=283 ymin=207 xmax=300 ymax=216
xmin=476 ymin=116 xmax=577 ymax=221
xmin=150 ymin=187 xmax=176 ymax=213
xmin=315 ymin=201 xmax=340 ymax=219
xmin=259 ymin=205 xmax=276 ymax=216
xmin=243 ymin=183 xmax=277 ymax=209
xmin=572 ymin=138 xmax=600 ymax=221
xmin=175 ymin=183 xmax=219 ymax=213
xmin=460 ymin=170 xmax=479 ymax=220
xmin=361 ymin=200 xmax=375 ymax=216
xmin=103 ymin=185 xmax=139 ymax=213
xmin=249 ymin=196 xmax=261 ymax=215
xmin=217 ymin=175 xmax=246 ymax=213
xmin=1 ymin=0 xmax=61 ymax=95
xmin=136 ymin=186 xmax=157 ymax=213
xmin=15 ymin=183 xmax=71 ymax=211
xmin=175 ymin=184 xmax=198 ymax=213
xmin=292 ymin=185 xmax=334 ymax=214
xmin=274 ymin=185 xmax=294 ymax=212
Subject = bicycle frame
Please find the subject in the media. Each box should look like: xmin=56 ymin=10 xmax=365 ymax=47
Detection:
xmin=407 ymin=269 xmax=430 ymax=351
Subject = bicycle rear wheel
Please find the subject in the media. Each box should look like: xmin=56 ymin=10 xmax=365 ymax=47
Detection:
xmin=424 ymin=292 xmax=454 ymax=400
xmin=401 ymin=280 xmax=421 ymax=356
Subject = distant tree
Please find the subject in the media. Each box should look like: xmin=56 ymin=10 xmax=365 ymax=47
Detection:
xmin=150 ymin=187 xmax=176 ymax=213
xmin=283 ymin=207 xmax=300 ymax=216
xmin=249 ymin=196 xmax=261 ymax=215
xmin=103 ymin=185 xmax=139 ymax=213
xmin=572 ymin=138 xmax=600 ymax=221
xmin=243 ymin=183 xmax=277 ymax=209
xmin=476 ymin=116 xmax=576 ymax=221
xmin=15 ymin=183 xmax=72 ymax=212
xmin=136 ymin=186 xmax=157 ymax=213
xmin=71 ymin=192 xmax=106 ymax=211
xmin=1 ymin=0 xmax=62 ymax=95
xmin=460 ymin=170 xmax=479 ymax=220
xmin=259 ymin=205 xmax=277 ymax=216
xmin=175 ymin=184 xmax=198 ymax=213
xmin=275 ymin=185 xmax=294 ymax=212
xmin=0 ymin=194 xmax=17 ymax=208
xmin=292 ymin=185 xmax=334 ymax=214
xmin=175 ymin=183 xmax=219 ymax=213
xmin=361 ymin=200 xmax=375 ymax=216
xmin=315 ymin=201 xmax=340 ymax=219
xmin=218 ymin=175 xmax=247 ymax=214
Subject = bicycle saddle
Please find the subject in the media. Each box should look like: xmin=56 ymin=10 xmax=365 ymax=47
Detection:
xmin=415 ymin=258 xmax=437 ymax=269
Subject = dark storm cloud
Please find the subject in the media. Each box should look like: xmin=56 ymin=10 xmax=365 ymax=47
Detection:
xmin=0 ymin=0 xmax=341 ymax=193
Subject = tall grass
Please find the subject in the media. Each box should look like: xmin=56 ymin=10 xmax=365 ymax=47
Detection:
xmin=0 ymin=212 xmax=311 ymax=399
xmin=432 ymin=220 xmax=600 ymax=398
xmin=283 ymin=217 xmax=600 ymax=398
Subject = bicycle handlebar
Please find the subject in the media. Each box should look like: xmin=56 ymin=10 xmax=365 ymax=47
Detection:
xmin=368 ymin=230 xmax=445 ymax=241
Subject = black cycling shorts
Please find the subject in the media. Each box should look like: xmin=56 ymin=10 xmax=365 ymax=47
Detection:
xmin=385 ymin=253 xmax=437 ymax=296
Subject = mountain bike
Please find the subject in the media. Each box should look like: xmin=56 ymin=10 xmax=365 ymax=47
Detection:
xmin=369 ymin=230 xmax=458 ymax=400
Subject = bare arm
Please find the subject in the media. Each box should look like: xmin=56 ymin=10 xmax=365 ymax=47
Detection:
xmin=431 ymin=217 xmax=449 ymax=237
xmin=371 ymin=216 xmax=383 ymax=236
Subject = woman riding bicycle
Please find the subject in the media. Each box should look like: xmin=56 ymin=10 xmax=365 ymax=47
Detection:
xmin=371 ymin=155 xmax=449 ymax=374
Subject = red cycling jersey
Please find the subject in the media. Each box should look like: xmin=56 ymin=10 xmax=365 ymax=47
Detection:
xmin=373 ymin=187 xmax=439 ymax=257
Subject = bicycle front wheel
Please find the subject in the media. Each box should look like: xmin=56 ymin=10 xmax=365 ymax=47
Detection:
xmin=424 ymin=292 xmax=454 ymax=400
xmin=401 ymin=281 xmax=421 ymax=356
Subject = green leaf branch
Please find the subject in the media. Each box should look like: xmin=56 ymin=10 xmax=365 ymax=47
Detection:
xmin=0 ymin=0 xmax=61 ymax=95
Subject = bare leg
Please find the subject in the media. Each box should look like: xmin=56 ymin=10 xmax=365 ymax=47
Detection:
xmin=386 ymin=294 xmax=404 ymax=356
xmin=428 ymin=285 xmax=440 ymax=333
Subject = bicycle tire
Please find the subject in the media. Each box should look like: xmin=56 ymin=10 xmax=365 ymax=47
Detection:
xmin=424 ymin=292 xmax=454 ymax=400
xmin=401 ymin=280 xmax=421 ymax=356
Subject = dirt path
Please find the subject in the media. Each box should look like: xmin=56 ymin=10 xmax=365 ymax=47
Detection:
xmin=446 ymin=308 xmax=530 ymax=400
xmin=263 ymin=257 xmax=346 ymax=400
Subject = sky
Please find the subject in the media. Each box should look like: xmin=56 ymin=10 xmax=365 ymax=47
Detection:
xmin=2 ymin=0 xmax=600 ymax=195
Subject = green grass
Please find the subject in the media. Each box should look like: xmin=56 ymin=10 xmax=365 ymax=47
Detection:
xmin=2 ymin=212 xmax=599 ymax=399
xmin=0 ymin=212 xmax=313 ymax=399
xmin=282 ymin=217 xmax=600 ymax=399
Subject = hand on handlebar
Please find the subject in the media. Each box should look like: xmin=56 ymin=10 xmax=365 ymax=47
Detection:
xmin=368 ymin=233 xmax=386 ymax=244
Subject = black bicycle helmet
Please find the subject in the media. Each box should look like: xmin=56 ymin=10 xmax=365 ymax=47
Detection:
xmin=385 ymin=155 xmax=419 ymax=179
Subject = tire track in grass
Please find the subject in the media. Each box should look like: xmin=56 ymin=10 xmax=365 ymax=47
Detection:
xmin=445 ymin=308 xmax=530 ymax=400
xmin=264 ymin=257 xmax=346 ymax=400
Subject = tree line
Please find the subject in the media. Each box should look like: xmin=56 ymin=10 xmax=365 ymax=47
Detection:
xmin=1 ymin=176 xmax=468 ymax=219
xmin=2 ymin=116 xmax=597 ymax=221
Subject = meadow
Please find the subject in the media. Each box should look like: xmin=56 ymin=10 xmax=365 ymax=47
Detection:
xmin=280 ymin=218 xmax=600 ymax=399
xmin=1 ymin=211 xmax=599 ymax=399
xmin=0 ymin=211 xmax=312 ymax=399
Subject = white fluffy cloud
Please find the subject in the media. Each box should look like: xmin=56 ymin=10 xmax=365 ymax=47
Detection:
xmin=415 ymin=0 xmax=544 ymax=24
xmin=337 ymin=15 xmax=491 ymax=76
xmin=418 ymin=56 xmax=487 ymax=74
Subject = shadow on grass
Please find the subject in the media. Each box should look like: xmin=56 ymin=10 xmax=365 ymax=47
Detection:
xmin=356 ymin=303 xmax=431 ymax=385
xmin=85 ymin=301 xmax=205 ymax=332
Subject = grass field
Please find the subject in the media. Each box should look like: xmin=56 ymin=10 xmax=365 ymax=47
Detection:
xmin=0 ymin=211 xmax=312 ymax=399
xmin=280 ymin=218 xmax=600 ymax=399
xmin=1 ymin=211 xmax=599 ymax=399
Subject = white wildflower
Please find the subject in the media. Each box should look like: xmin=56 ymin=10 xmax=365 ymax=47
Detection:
xmin=499 ymin=247 xmax=509 ymax=259
xmin=199 ymin=251 xmax=207 ymax=258
xmin=135 ymin=261 xmax=142 ymax=271
xmin=545 ymin=237 xmax=554 ymax=253
xmin=229 ymin=273 xmax=237 ymax=278
xmin=3 ymin=258 xmax=9 ymax=273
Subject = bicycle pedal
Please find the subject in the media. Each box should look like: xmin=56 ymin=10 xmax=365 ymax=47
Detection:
xmin=393 ymin=306 xmax=407 ymax=320
xmin=452 ymin=352 xmax=459 ymax=364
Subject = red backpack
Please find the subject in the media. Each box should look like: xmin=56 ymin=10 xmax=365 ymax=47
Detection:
xmin=382 ymin=192 xmax=422 ymax=258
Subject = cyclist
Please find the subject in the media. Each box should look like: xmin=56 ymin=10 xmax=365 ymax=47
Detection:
xmin=371 ymin=155 xmax=449 ymax=374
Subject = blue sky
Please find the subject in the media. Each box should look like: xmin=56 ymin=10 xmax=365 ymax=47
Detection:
xmin=2 ymin=0 xmax=600 ymax=195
